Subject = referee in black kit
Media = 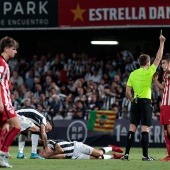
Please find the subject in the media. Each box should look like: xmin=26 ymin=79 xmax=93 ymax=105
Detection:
xmin=120 ymin=32 xmax=166 ymax=161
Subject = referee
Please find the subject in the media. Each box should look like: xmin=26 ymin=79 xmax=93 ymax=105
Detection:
xmin=121 ymin=33 xmax=166 ymax=161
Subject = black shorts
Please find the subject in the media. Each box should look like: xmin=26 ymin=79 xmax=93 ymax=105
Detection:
xmin=130 ymin=98 xmax=153 ymax=127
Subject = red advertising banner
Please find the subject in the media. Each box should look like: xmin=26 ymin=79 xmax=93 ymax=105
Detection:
xmin=58 ymin=0 xmax=170 ymax=28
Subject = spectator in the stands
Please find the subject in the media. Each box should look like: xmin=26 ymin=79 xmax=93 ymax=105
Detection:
xmin=13 ymin=89 xmax=22 ymax=105
xmin=33 ymin=83 xmax=44 ymax=101
xmin=38 ymin=92 xmax=49 ymax=109
xmin=111 ymin=103 xmax=120 ymax=119
xmin=64 ymin=57 xmax=73 ymax=77
xmin=73 ymin=57 xmax=85 ymax=77
xmin=11 ymin=93 xmax=21 ymax=110
xmin=57 ymin=64 xmax=69 ymax=85
xmin=84 ymin=64 xmax=93 ymax=82
xmin=67 ymin=77 xmax=74 ymax=92
xmin=72 ymin=100 xmax=87 ymax=120
xmin=37 ymin=103 xmax=51 ymax=120
xmin=90 ymin=68 xmax=102 ymax=83
xmin=98 ymin=78 xmax=106 ymax=93
xmin=18 ymin=84 xmax=29 ymax=99
xmin=8 ymin=58 xmax=18 ymax=72
xmin=88 ymin=93 xmax=102 ymax=111
xmin=124 ymin=56 xmax=139 ymax=73
xmin=47 ymin=94 xmax=63 ymax=120
xmin=102 ymin=72 xmax=112 ymax=85
xmin=101 ymin=85 xmax=116 ymax=110
xmin=25 ymin=68 xmax=35 ymax=91
xmin=108 ymin=64 xmax=117 ymax=79
xmin=10 ymin=70 xmax=24 ymax=90
xmin=74 ymin=87 xmax=87 ymax=108
xmin=22 ymin=98 xmax=35 ymax=108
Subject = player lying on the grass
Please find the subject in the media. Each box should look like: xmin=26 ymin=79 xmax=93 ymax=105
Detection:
xmin=37 ymin=139 xmax=123 ymax=159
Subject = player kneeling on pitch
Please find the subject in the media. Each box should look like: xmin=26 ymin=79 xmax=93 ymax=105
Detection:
xmin=37 ymin=139 xmax=123 ymax=159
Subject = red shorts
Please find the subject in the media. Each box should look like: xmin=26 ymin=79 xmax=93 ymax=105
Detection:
xmin=160 ymin=105 xmax=170 ymax=125
xmin=0 ymin=103 xmax=17 ymax=127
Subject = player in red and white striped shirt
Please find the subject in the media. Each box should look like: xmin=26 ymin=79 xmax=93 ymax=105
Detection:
xmin=153 ymin=55 xmax=170 ymax=162
xmin=0 ymin=36 xmax=21 ymax=168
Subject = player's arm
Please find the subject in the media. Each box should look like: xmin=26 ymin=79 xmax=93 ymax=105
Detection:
xmin=40 ymin=124 xmax=50 ymax=152
xmin=153 ymin=73 xmax=164 ymax=90
xmin=125 ymin=86 xmax=133 ymax=102
xmin=50 ymin=153 xmax=66 ymax=159
xmin=53 ymin=143 xmax=64 ymax=154
xmin=153 ymin=35 xmax=166 ymax=68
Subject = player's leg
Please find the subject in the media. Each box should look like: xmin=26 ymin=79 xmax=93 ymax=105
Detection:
xmin=0 ymin=115 xmax=21 ymax=167
xmin=17 ymin=115 xmax=39 ymax=159
xmin=0 ymin=125 xmax=12 ymax=158
xmin=17 ymin=133 xmax=27 ymax=159
xmin=120 ymin=124 xmax=137 ymax=160
xmin=160 ymin=124 xmax=170 ymax=161
xmin=159 ymin=106 xmax=170 ymax=161
xmin=74 ymin=142 xmax=113 ymax=159
xmin=121 ymin=100 xmax=139 ymax=161
xmin=30 ymin=133 xmax=44 ymax=159
xmin=140 ymin=100 xmax=154 ymax=161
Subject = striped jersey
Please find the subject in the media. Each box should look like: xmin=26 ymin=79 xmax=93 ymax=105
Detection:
xmin=0 ymin=56 xmax=12 ymax=105
xmin=16 ymin=106 xmax=46 ymax=127
xmin=48 ymin=139 xmax=74 ymax=159
xmin=161 ymin=72 xmax=170 ymax=106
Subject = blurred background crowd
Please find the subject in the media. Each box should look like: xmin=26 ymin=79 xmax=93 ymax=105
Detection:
xmin=9 ymin=46 xmax=167 ymax=122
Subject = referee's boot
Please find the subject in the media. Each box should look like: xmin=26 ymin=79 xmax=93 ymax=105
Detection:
xmin=30 ymin=153 xmax=45 ymax=159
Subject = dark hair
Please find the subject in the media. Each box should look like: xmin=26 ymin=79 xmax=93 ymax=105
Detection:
xmin=138 ymin=54 xmax=150 ymax=66
xmin=47 ymin=119 xmax=54 ymax=131
xmin=162 ymin=55 xmax=170 ymax=62
xmin=0 ymin=36 xmax=19 ymax=53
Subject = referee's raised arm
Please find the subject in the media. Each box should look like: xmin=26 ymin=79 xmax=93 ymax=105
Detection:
xmin=153 ymin=34 xmax=166 ymax=68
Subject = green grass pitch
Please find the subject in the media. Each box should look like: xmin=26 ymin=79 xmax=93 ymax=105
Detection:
xmin=6 ymin=146 xmax=170 ymax=170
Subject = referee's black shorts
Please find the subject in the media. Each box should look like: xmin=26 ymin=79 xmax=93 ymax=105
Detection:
xmin=130 ymin=98 xmax=153 ymax=127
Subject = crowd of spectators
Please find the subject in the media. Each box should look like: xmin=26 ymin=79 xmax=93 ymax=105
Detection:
xmin=9 ymin=48 xmax=165 ymax=121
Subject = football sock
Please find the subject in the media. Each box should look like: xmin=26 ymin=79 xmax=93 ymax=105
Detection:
xmin=31 ymin=134 xmax=39 ymax=153
xmin=0 ymin=129 xmax=5 ymax=149
xmin=1 ymin=127 xmax=20 ymax=152
xmin=100 ymin=147 xmax=112 ymax=154
xmin=102 ymin=154 xmax=113 ymax=159
xmin=165 ymin=135 xmax=170 ymax=156
xmin=18 ymin=134 xmax=27 ymax=153
xmin=125 ymin=131 xmax=135 ymax=155
xmin=141 ymin=131 xmax=149 ymax=157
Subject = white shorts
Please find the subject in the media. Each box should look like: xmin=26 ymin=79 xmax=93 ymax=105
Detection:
xmin=17 ymin=115 xmax=35 ymax=132
xmin=72 ymin=141 xmax=93 ymax=159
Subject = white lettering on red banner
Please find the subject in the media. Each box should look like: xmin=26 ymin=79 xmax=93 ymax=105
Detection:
xmin=89 ymin=7 xmax=170 ymax=21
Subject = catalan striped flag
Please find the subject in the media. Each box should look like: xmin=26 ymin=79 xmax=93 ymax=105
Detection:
xmin=87 ymin=110 xmax=117 ymax=132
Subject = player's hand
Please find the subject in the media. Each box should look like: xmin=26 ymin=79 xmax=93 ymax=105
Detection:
xmin=159 ymin=35 xmax=166 ymax=42
xmin=38 ymin=148 xmax=53 ymax=158
xmin=45 ymin=146 xmax=53 ymax=153
xmin=2 ymin=123 xmax=10 ymax=133
xmin=153 ymin=72 xmax=158 ymax=81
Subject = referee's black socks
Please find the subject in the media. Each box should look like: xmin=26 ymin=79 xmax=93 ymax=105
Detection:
xmin=125 ymin=131 xmax=135 ymax=155
xmin=141 ymin=131 xmax=149 ymax=157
